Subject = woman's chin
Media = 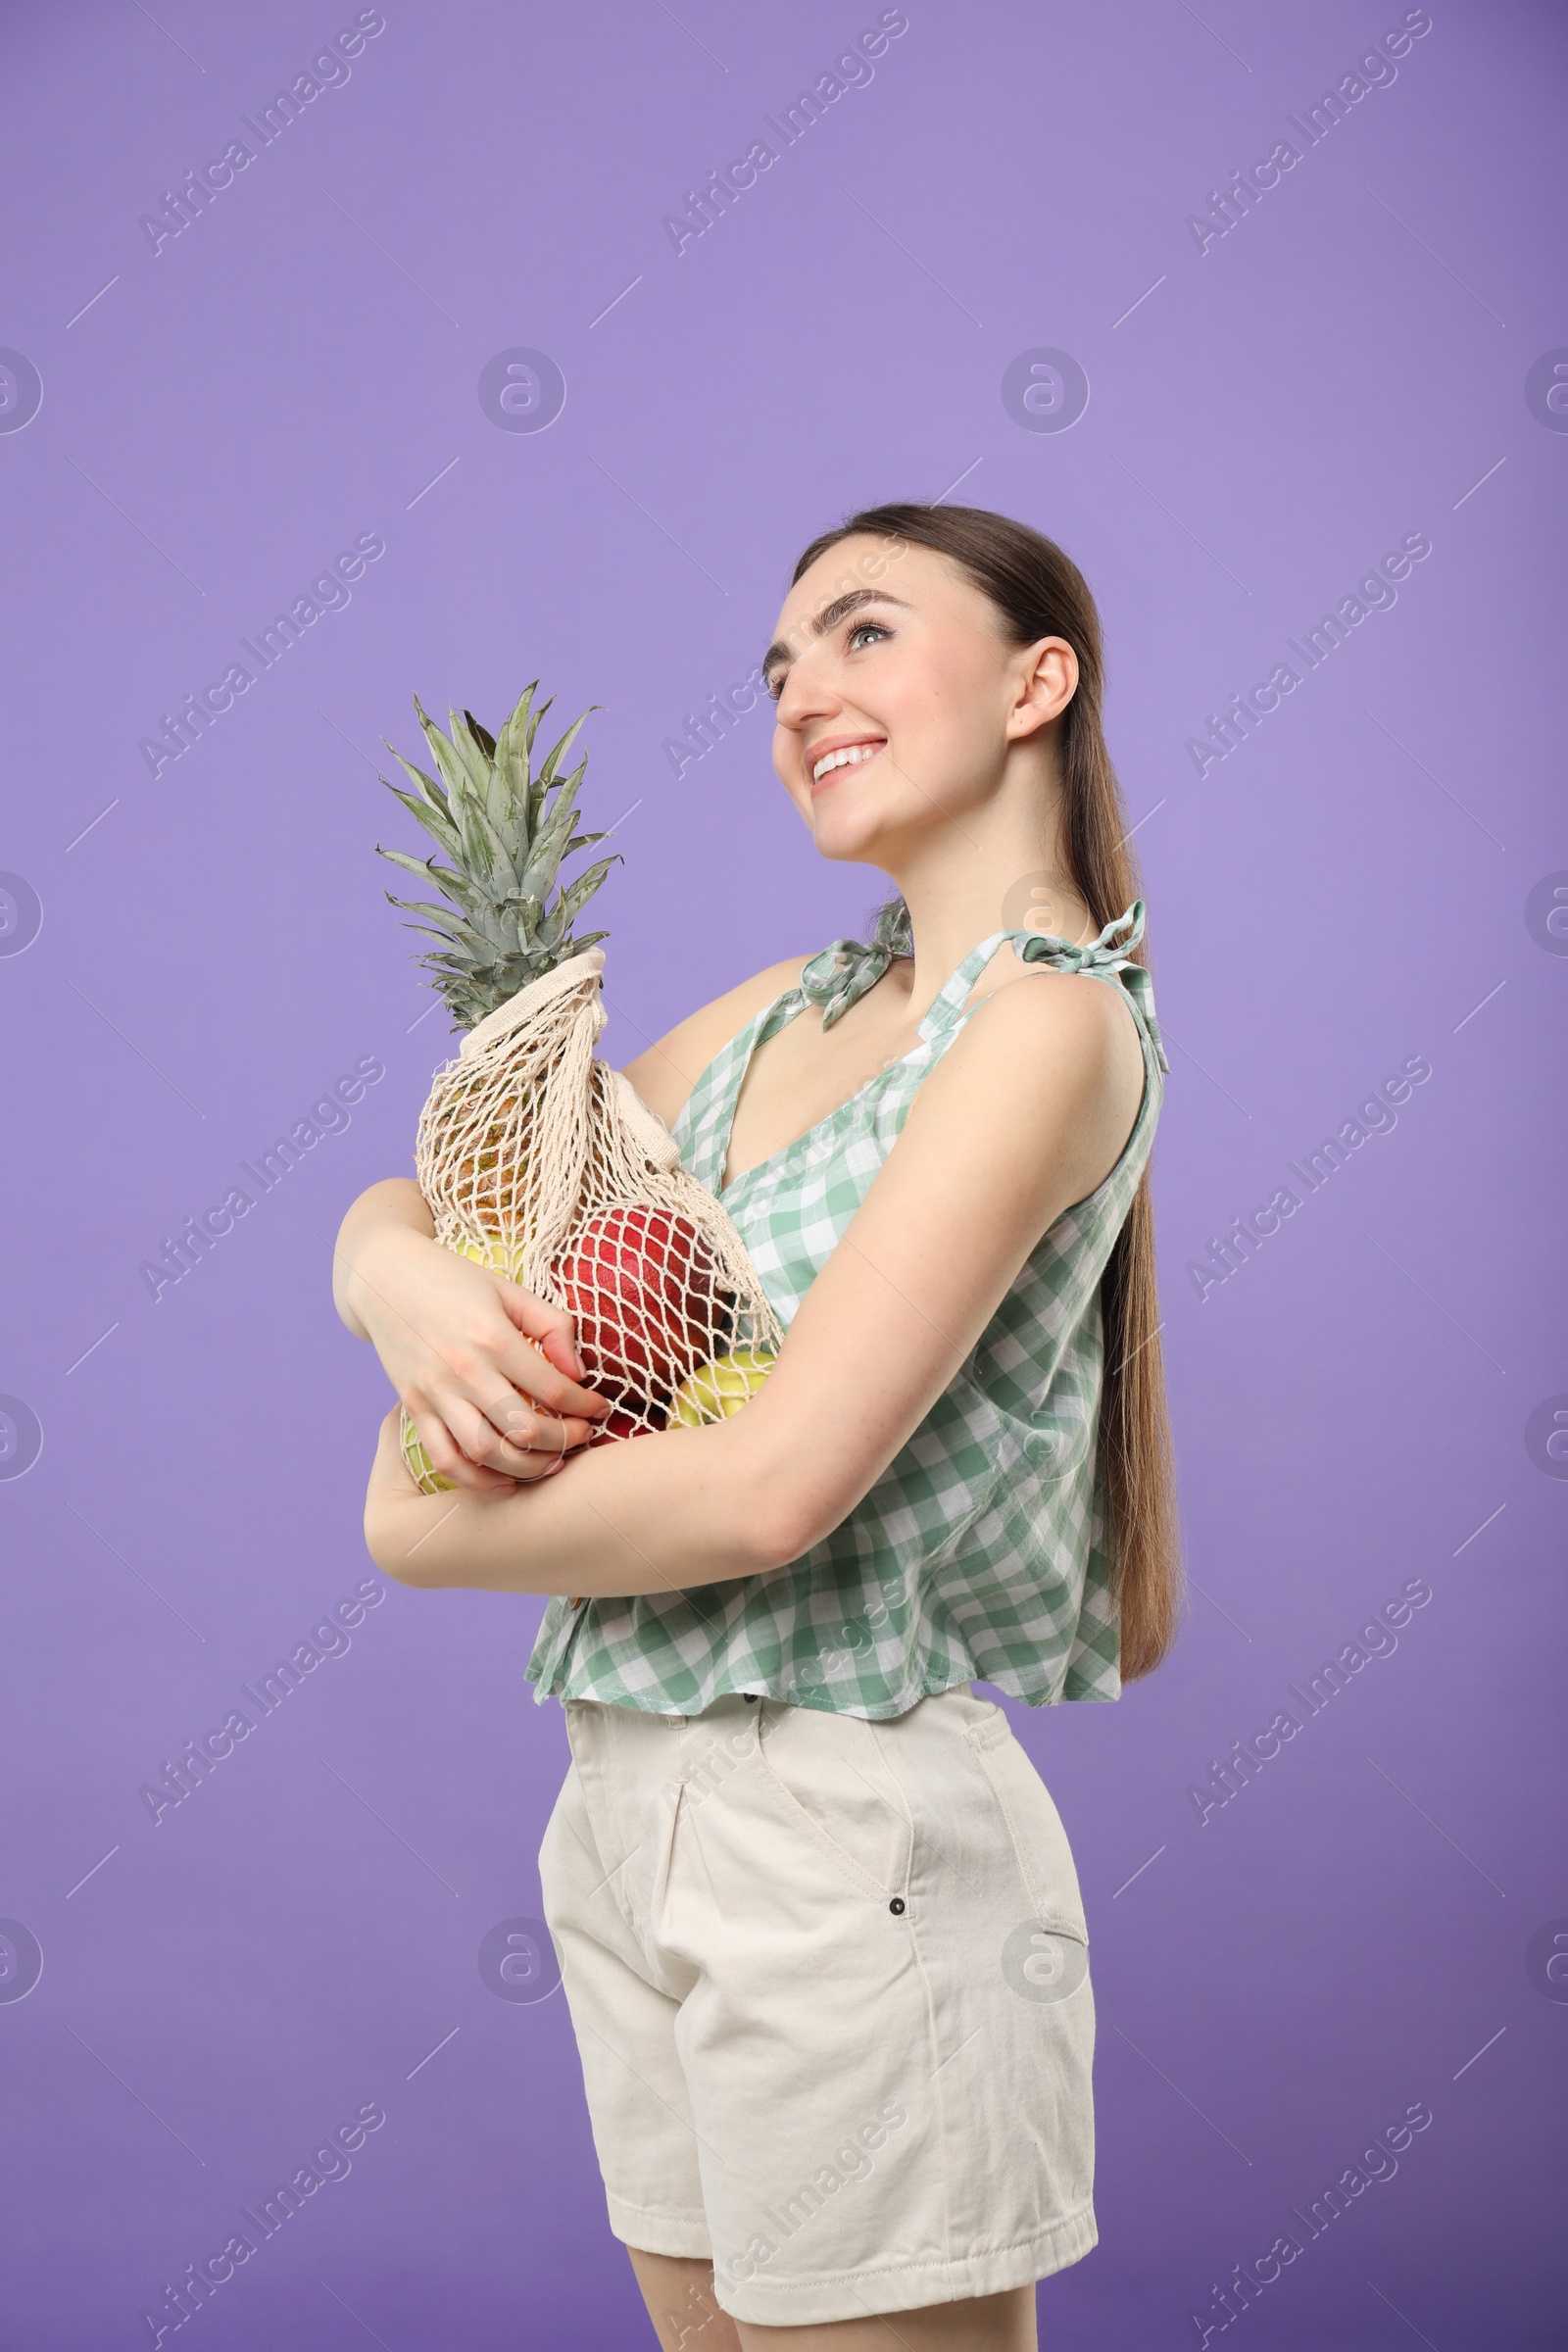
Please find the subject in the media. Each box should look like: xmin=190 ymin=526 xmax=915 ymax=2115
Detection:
xmin=808 ymin=808 xmax=900 ymax=865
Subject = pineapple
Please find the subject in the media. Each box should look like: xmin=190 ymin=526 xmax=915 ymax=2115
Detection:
xmin=376 ymin=678 xmax=780 ymax=1498
xmin=379 ymin=684 xmax=619 ymax=1223
xmin=378 ymin=684 xmax=619 ymax=1488
xmin=379 ymin=683 xmax=618 ymax=1030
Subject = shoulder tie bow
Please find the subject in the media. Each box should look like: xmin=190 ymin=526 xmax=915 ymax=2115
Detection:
xmin=797 ymin=899 xmax=913 ymax=1030
xmin=1009 ymin=900 xmax=1170 ymax=1073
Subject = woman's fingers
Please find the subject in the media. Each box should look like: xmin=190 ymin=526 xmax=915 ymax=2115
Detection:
xmin=442 ymin=1394 xmax=572 ymax=1481
xmin=402 ymin=1402 xmax=525 ymax=1494
xmin=466 ymin=1389 xmax=602 ymax=1459
xmin=492 ymin=1311 xmax=613 ymax=1421
xmin=348 ymin=1229 xmax=613 ymax=1474
xmin=494 ymin=1279 xmax=586 ymax=1369
xmin=471 ymin=1387 xmax=566 ymax=1457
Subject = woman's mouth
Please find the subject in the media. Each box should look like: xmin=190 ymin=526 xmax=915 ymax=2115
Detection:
xmin=808 ymin=740 xmax=885 ymax=791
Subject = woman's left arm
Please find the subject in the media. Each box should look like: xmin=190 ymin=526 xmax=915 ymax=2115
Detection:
xmin=365 ymin=968 xmax=1146 ymax=1599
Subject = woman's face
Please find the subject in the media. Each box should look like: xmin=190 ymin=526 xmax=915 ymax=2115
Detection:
xmin=764 ymin=535 xmax=1074 ymax=869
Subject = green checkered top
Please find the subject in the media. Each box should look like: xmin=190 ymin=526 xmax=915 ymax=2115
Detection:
xmin=525 ymin=901 xmax=1169 ymax=1721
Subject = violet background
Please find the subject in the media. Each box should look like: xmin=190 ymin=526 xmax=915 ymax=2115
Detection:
xmin=1 ymin=1 xmax=1563 ymax=2344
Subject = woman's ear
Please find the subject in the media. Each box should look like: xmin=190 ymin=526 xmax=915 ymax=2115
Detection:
xmin=1006 ymin=636 xmax=1079 ymax=740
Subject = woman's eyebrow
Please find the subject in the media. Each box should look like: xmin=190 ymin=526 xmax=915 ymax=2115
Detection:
xmin=761 ymin=589 xmax=912 ymax=685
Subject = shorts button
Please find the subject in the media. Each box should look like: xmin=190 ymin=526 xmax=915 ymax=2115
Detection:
xmin=889 ymin=1897 xmax=906 ymax=1916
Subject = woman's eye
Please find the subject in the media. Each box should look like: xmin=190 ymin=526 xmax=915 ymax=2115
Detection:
xmin=764 ymin=619 xmax=887 ymax=701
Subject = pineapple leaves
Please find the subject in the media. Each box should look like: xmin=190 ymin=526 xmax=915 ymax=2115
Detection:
xmin=377 ymin=682 xmax=618 ymax=1027
xmin=383 ymin=752 xmax=462 ymax=851
xmin=496 ymin=683 xmax=542 ymax=800
xmin=556 ymin=856 xmax=620 ymax=923
xmin=411 ymin=696 xmax=471 ymax=803
xmin=530 ymin=705 xmax=597 ymax=831
xmin=536 ymin=708 xmax=594 ymax=790
xmin=380 ymin=778 xmax=462 ymax=865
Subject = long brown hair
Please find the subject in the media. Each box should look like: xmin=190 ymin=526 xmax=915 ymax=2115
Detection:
xmin=789 ymin=502 xmax=1183 ymax=1681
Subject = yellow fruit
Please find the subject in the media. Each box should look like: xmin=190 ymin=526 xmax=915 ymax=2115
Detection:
xmin=668 ymin=1348 xmax=777 ymax=1427
xmin=453 ymin=1231 xmax=525 ymax=1279
xmin=400 ymin=1407 xmax=455 ymax=1494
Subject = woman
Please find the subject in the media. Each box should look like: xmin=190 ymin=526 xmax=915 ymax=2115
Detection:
xmin=339 ymin=502 xmax=1182 ymax=2349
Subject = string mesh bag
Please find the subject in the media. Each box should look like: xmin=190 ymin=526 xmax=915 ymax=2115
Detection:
xmin=375 ymin=683 xmax=783 ymax=1494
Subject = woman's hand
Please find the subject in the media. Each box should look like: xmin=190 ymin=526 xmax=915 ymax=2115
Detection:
xmin=334 ymin=1180 xmax=612 ymax=1491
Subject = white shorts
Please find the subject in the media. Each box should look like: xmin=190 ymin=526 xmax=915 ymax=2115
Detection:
xmin=537 ymin=1683 xmax=1098 ymax=2328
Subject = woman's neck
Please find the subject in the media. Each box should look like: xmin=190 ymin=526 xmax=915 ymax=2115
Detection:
xmin=878 ymin=783 xmax=1096 ymax=1027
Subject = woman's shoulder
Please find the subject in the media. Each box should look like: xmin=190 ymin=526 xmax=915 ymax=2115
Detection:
xmin=906 ymin=960 xmax=1153 ymax=1218
xmin=617 ymin=953 xmax=813 ymax=1131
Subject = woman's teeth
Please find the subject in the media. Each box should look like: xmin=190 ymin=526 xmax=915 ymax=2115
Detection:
xmin=811 ymin=743 xmax=881 ymax=785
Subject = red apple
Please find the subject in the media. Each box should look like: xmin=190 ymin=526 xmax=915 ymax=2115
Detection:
xmin=557 ymin=1204 xmax=719 ymax=1411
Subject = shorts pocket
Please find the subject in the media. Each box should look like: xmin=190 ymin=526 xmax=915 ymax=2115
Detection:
xmin=963 ymin=1717 xmax=1089 ymax=1944
xmin=752 ymin=1705 xmax=909 ymax=1902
